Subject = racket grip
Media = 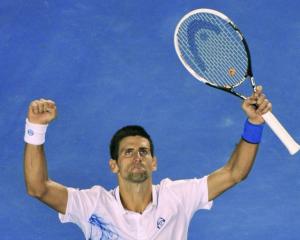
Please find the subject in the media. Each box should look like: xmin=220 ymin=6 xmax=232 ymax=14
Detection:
xmin=262 ymin=111 xmax=300 ymax=155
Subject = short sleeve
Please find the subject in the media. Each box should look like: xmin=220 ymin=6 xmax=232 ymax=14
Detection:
xmin=58 ymin=186 xmax=104 ymax=237
xmin=163 ymin=176 xmax=213 ymax=218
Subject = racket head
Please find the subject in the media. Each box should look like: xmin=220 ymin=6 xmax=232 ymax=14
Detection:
xmin=174 ymin=8 xmax=252 ymax=90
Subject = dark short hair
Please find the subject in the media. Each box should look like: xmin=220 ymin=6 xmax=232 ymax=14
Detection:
xmin=110 ymin=125 xmax=154 ymax=160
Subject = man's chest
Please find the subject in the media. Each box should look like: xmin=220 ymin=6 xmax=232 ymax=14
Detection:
xmin=87 ymin=201 xmax=186 ymax=240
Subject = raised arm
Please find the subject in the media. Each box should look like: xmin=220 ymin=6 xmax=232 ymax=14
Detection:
xmin=24 ymin=99 xmax=67 ymax=214
xmin=207 ymin=86 xmax=272 ymax=201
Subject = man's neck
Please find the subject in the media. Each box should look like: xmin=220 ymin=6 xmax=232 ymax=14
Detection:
xmin=118 ymin=179 xmax=153 ymax=214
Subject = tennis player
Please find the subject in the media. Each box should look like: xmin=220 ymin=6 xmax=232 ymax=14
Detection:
xmin=24 ymin=86 xmax=271 ymax=239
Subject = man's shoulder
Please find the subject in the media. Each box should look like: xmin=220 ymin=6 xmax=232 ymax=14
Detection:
xmin=70 ymin=185 xmax=106 ymax=192
xmin=156 ymin=176 xmax=207 ymax=192
xmin=157 ymin=177 xmax=205 ymax=186
xmin=68 ymin=185 xmax=117 ymax=199
xmin=155 ymin=178 xmax=187 ymax=192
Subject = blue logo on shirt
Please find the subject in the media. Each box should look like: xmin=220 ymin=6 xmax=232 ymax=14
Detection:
xmin=157 ymin=217 xmax=166 ymax=229
xmin=89 ymin=214 xmax=119 ymax=240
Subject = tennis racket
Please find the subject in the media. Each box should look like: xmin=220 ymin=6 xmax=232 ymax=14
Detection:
xmin=174 ymin=8 xmax=300 ymax=155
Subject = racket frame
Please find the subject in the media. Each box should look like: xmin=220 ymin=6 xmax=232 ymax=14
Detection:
xmin=174 ymin=8 xmax=300 ymax=155
xmin=174 ymin=8 xmax=256 ymax=99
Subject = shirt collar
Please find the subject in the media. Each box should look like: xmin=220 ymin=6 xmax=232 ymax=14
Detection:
xmin=115 ymin=184 xmax=157 ymax=214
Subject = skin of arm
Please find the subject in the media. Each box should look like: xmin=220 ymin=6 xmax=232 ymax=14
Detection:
xmin=207 ymin=86 xmax=272 ymax=201
xmin=24 ymin=99 xmax=67 ymax=214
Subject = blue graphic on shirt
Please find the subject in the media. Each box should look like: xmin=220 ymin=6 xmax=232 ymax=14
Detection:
xmin=89 ymin=214 xmax=120 ymax=240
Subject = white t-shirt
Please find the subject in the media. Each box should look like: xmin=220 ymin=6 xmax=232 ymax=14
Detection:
xmin=59 ymin=176 xmax=213 ymax=240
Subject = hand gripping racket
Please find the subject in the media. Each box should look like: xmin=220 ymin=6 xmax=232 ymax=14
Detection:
xmin=174 ymin=8 xmax=300 ymax=155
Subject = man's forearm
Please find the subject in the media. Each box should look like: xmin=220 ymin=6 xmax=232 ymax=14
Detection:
xmin=24 ymin=144 xmax=49 ymax=197
xmin=207 ymin=86 xmax=271 ymax=201
xmin=227 ymin=139 xmax=259 ymax=182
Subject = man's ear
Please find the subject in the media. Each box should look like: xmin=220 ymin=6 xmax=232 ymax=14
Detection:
xmin=109 ymin=159 xmax=119 ymax=173
xmin=152 ymin=156 xmax=157 ymax=171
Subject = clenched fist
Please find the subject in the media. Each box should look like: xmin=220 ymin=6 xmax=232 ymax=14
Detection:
xmin=27 ymin=99 xmax=57 ymax=124
xmin=242 ymin=86 xmax=272 ymax=125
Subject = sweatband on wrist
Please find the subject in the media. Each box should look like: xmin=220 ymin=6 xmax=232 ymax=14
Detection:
xmin=24 ymin=118 xmax=48 ymax=145
xmin=241 ymin=119 xmax=264 ymax=144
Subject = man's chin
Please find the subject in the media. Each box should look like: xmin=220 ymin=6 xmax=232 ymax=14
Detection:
xmin=127 ymin=172 xmax=148 ymax=183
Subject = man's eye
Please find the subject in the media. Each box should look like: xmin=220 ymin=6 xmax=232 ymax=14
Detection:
xmin=124 ymin=149 xmax=133 ymax=156
xmin=140 ymin=149 xmax=150 ymax=156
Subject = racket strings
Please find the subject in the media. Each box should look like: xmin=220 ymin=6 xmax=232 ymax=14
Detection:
xmin=176 ymin=12 xmax=248 ymax=88
xmin=186 ymin=13 xmax=246 ymax=80
xmin=216 ymin=21 xmax=248 ymax=77
xmin=189 ymin=14 xmax=247 ymax=84
xmin=178 ymin=25 xmax=234 ymax=87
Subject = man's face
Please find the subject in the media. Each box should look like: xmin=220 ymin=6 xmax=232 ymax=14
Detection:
xmin=110 ymin=136 xmax=157 ymax=183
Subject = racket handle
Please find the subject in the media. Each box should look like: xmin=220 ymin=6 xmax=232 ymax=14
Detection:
xmin=262 ymin=111 xmax=300 ymax=155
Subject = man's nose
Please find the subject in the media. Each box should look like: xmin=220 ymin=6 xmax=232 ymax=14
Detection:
xmin=132 ymin=150 xmax=142 ymax=162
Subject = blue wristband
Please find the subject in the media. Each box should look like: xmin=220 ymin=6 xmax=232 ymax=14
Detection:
xmin=241 ymin=119 xmax=264 ymax=144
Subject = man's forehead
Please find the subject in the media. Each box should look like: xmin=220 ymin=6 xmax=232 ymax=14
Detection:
xmin=119 ymin=136 xmax=150 ymax=149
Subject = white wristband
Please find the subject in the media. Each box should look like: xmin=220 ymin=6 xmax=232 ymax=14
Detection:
xmin=24 ymin=118 xmax=48 ymax=145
